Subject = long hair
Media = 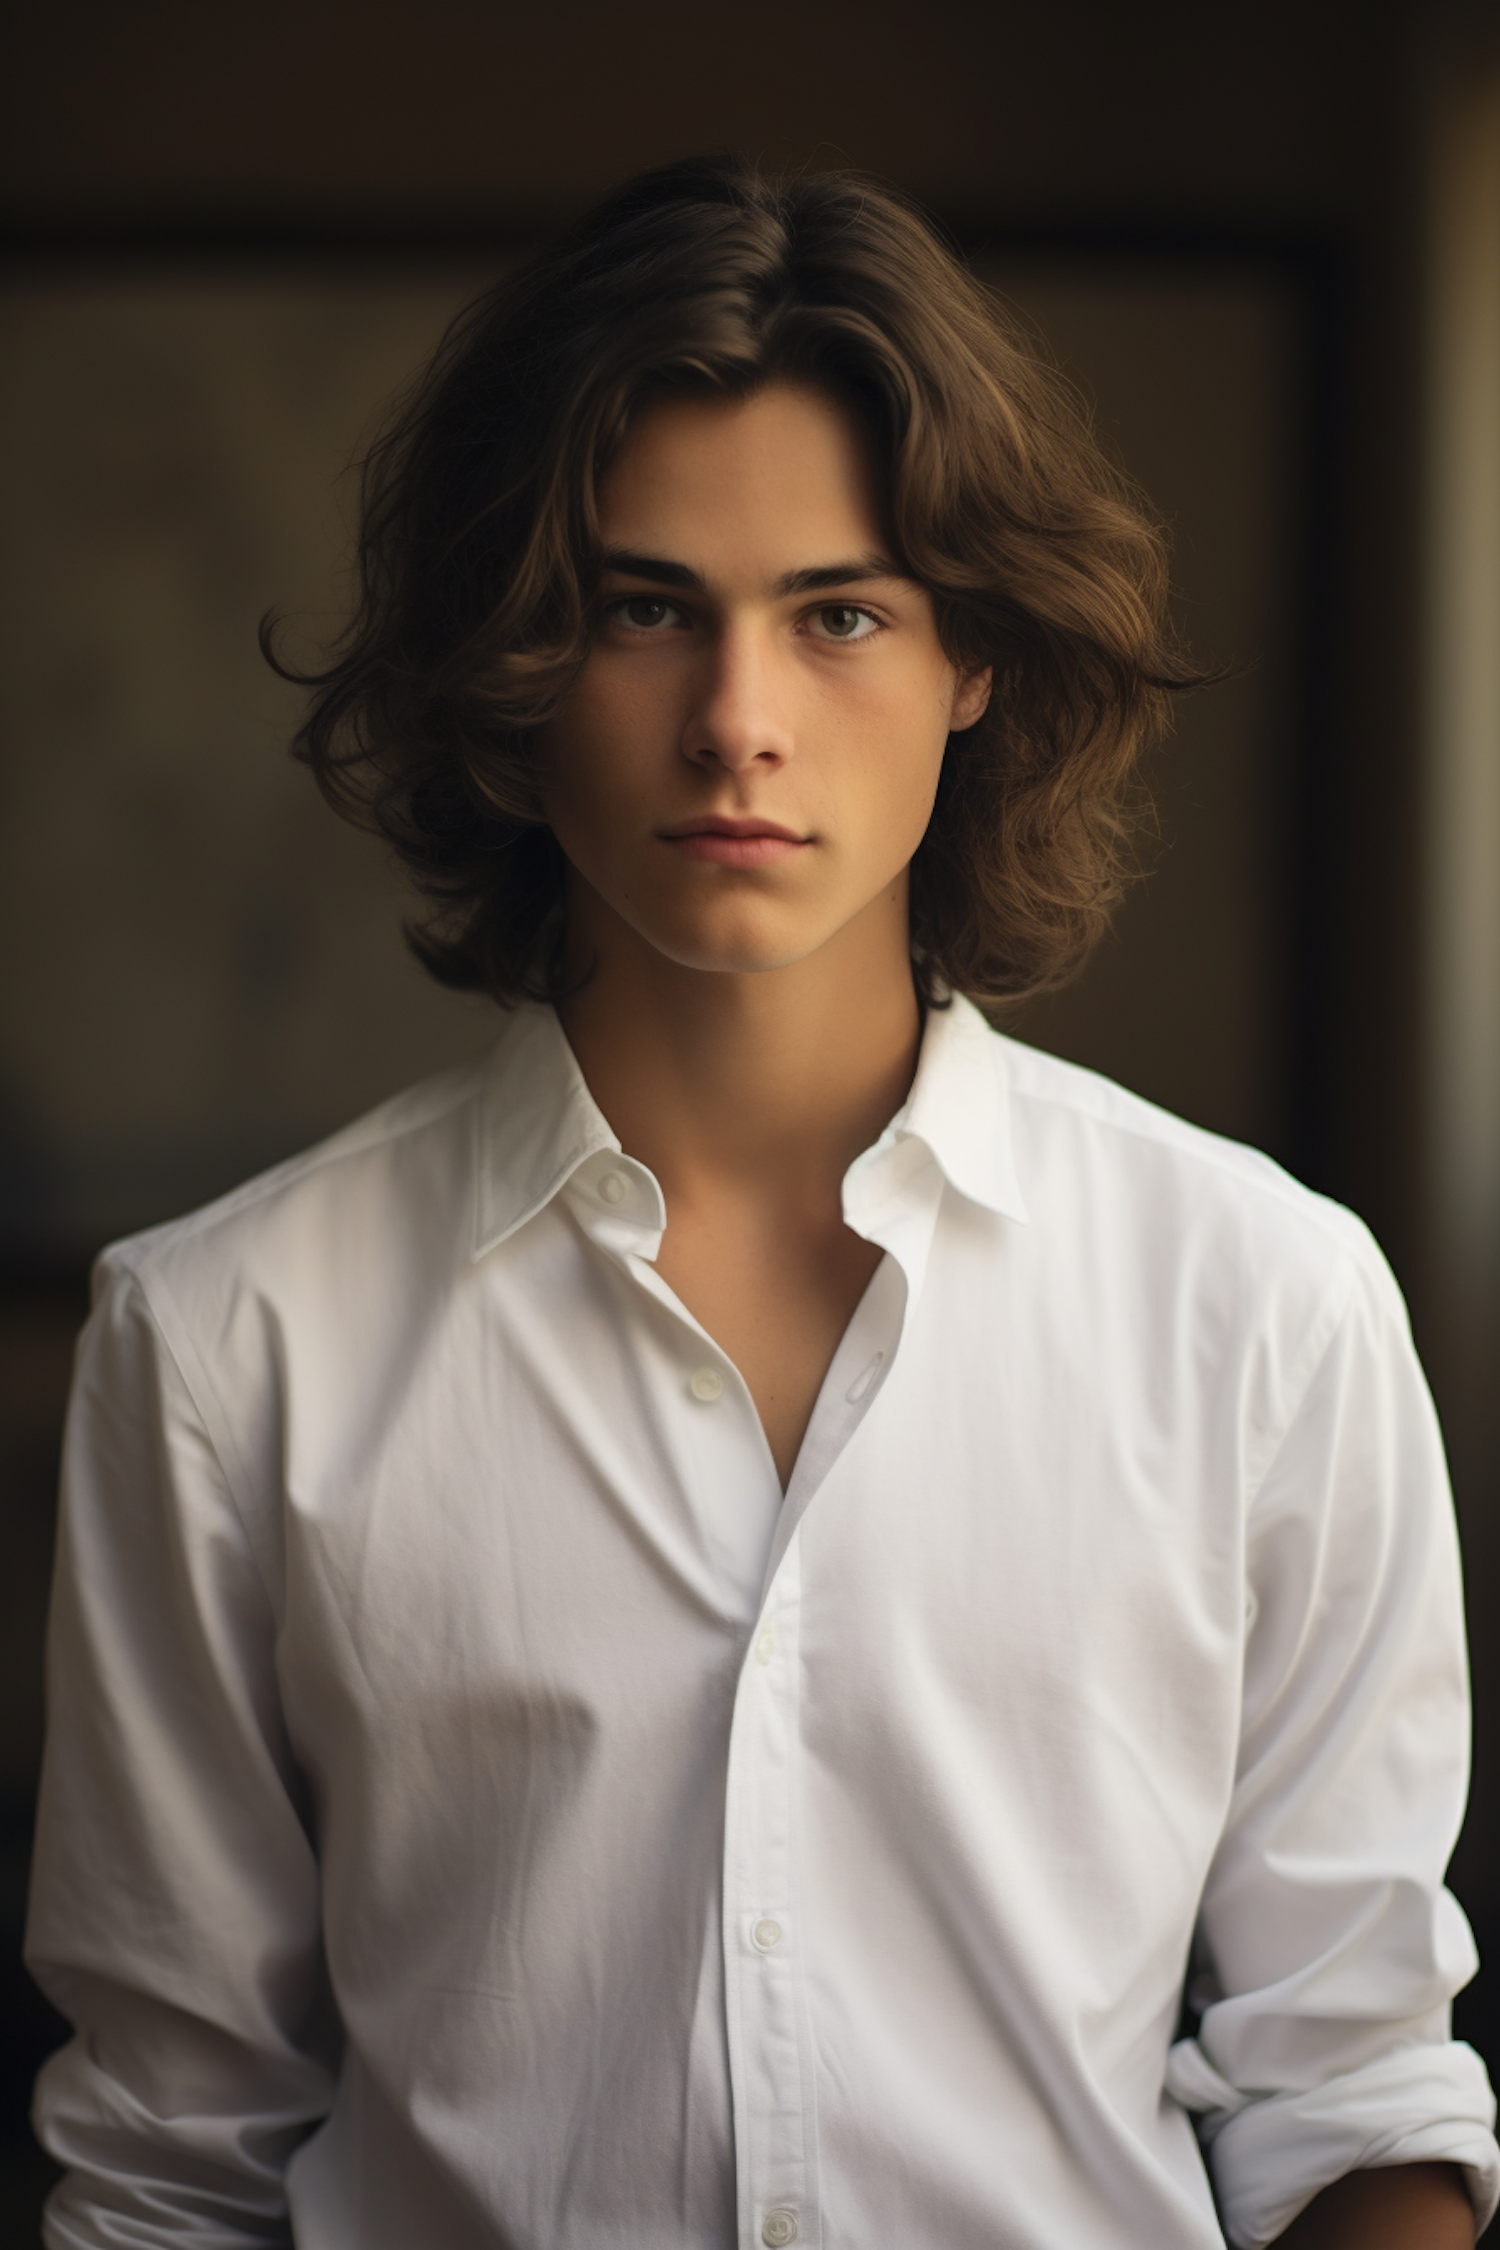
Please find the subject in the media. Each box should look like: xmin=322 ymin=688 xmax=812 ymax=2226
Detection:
xmin=268 ymin=156 xmax=1210 ymax=1008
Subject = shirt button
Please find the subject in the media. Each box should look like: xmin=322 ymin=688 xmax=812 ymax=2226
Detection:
xmin=762 ymin=2212 xmax=798 ymax=2247
xmin=598 ymin=1171 xmax=628 ymax=1205
xmin=689 ymin=1367 xmax=724 ymax=1403
xmin=754 ymin=1627 xmax=776 ymax=1665
xmin=752 ymin=1917 xmax=783 ymax=1951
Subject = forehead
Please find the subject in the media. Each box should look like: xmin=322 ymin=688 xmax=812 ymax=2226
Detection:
xmin=596 ymin=383 xmax=887 ymax=572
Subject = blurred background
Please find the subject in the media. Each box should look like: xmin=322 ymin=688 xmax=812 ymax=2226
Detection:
xmin=1 ymin=0 xmax=1497 ymax=2233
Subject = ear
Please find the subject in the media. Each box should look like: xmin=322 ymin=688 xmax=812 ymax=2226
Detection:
xmin=949 ymin=665 xmax=992 ymax=734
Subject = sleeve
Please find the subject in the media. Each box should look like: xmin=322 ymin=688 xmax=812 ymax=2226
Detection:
xmin=1164 ymin=1238 xmax=1499 ymax=2247
xmin=25 ymin=1254 xmax=339 ymax=2247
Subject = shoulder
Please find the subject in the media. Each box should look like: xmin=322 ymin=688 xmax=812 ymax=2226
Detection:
xmin=974 ymin=1028 xmax=1428 ymax=1501
xmin=93 ymin=1040 xmax=497 ymax=1331
xmin=986 ymin=1022 xmax=1399 ymax=1326
xmin=80 ymin=1038 xmax=511 ymax=1549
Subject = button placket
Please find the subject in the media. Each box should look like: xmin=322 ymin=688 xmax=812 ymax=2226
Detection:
xmin=623 ymin=1254 xmax=786 ymax=1615
xmin=724 ymin=1540 xmax=820 ymax=2249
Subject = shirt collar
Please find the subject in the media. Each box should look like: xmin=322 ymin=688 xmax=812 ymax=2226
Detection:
xmin=472 ymin=991 xmax=1028 ymax=1263
xmin=839 ymin=990 xmax=1029 ymax=1229
xmin=895 ymin=991 xmax=1029 ymax=1224
xmin=473 ymin=1005 xmax=623 ymax=1261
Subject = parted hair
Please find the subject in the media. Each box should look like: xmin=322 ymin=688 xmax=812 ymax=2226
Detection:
xmin=270 ymin=155 xmax=1207 ymax=1008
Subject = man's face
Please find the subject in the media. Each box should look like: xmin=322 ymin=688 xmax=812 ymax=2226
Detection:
xmin=541 ymin=382 xmax=990 ymax=980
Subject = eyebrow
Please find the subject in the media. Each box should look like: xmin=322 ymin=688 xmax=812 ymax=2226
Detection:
xmin=598 ymin=547 xmax=905 ymax=598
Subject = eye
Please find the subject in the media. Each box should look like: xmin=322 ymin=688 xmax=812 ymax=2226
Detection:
xmin=808 ymin=604 xmax=880 ymax=642
xmin=609 ymin=594 xmax=684 ymax=633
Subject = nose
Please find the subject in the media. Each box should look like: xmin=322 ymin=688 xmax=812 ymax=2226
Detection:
xmin=680 ymin=622 xmax=795 ymax=776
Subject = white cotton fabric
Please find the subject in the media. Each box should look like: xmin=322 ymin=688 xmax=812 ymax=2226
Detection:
xmin=27 ymin=995 xmax=1498 ymax=2248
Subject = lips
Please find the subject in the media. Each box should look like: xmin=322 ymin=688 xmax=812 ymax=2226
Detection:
xmin=658 ymin=815 xmax=810 ymax=868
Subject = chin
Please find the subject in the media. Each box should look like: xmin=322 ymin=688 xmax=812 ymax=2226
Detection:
xmin=650 ymin=936 xmax=821 ymax=979
xmin=636 ymin=906 xmax=832 ymax=978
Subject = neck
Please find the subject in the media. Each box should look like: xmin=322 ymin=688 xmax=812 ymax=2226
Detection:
xmin=556 ymin=881 xmax=922 ymax=1205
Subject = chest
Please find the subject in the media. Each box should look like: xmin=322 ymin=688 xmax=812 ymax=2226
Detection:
xmin=273 ymin=1210 xmax=1248 ymax=1873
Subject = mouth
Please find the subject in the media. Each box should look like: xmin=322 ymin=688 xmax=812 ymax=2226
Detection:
xmin=657 ymin=815 xmax=811 ymax=868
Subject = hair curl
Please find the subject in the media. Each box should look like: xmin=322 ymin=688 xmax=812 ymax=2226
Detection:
xmin=268 ymin=155 xmax=1209 ymax=1009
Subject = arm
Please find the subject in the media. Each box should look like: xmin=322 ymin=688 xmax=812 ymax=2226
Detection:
xmin=1277 ymin=2162 xmax=1474 ymax=2246
xmin=25 ymin=1257 xmax=337 ymax=2244
xmin=1165 ymin=1236 xmax=1497 ymax=2248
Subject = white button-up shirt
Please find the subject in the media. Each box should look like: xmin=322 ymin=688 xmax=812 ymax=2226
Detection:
xmin=28 ymin=997 xmax=1499 ymax=2249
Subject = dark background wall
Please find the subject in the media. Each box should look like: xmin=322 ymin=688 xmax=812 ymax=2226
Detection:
xmin=2 ymin=0 xmax=1497 ymax=2236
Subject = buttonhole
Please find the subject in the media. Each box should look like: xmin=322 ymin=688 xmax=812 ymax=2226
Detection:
xmin=846 ymin=1353 xmax=883 ymax=1404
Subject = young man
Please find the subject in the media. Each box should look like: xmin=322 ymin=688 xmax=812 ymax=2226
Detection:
xmin=27 ymin=159 xmax=1498 ymax=2248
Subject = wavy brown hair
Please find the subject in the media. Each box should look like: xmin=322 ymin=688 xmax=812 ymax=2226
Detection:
xmin=269 ymin=155 xmax=1209 ymax=1009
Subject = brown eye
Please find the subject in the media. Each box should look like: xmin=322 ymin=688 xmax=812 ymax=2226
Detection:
xmin=609 ymin=593 xmax=686 ymax=633
xmin=812 ymin=604 xmax=878 ymax=641
xmin=621 ymin=596 xmax=672 ymax=629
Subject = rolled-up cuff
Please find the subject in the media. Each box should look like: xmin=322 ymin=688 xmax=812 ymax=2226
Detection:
xmin=1166 ymin=2037 xmax=1499 ymax=2247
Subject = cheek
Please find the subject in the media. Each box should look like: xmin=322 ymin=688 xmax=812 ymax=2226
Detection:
xmin=838 ymin=685 xmax=950 ymax=844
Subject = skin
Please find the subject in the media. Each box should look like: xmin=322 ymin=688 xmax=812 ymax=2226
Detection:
xmin=541 ymin=381 xmax=1473 ymax=2249
xmin=1278 ymin=2164 xmax=1472 ymax=2247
